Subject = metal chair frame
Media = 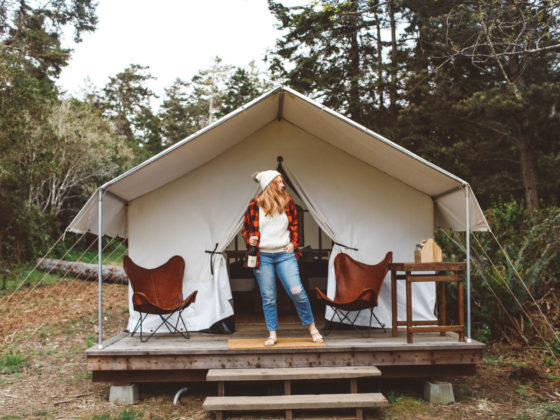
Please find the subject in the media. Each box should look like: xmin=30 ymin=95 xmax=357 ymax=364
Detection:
xmin=323 ymin=305 xmax=387 ymax=338
xmin=131 ymin=307 xmax=191 ymax=343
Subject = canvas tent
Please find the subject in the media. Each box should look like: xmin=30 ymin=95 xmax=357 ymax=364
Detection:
xmin=67 ymin=86 xmax=489 ymax=344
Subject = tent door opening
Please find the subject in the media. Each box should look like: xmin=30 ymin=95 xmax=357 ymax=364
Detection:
xmin=224 ymin=184 xmax=333 ymax=323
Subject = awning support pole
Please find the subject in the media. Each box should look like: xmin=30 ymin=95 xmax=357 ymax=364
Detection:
xmin=465 ymin=185 xmax=472 ymax=342
xmin=97 ymin=188 xmax=104 ymax=349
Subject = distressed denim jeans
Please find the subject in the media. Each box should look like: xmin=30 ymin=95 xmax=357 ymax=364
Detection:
xmin=253 ymin=251 xmax=314 ymax=331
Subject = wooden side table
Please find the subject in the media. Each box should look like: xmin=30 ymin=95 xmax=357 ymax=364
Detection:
xmin=389 ymin=262 xmax=466 ymax=343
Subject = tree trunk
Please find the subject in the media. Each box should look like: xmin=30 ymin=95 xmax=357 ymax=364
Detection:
xmin=388 ymin=0 xmax=397 ymax=117
xmin=375 ymin=9 xmax=384 ymax=110
xmin=36 ymin=258 xmax=127 ymax=284
xmin=517 ymin=128 xmax=539 ymax=209
xmin=348 ymin=16 xmax=362 ymax=123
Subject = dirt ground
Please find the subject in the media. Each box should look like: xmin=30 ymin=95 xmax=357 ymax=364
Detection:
xmin=1 ymin=280 xmax=559 ymax=420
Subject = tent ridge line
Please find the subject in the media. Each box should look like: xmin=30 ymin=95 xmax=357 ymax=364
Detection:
xmin=277 ymin=91 xmax=284 ymax=121
xmin=281 ymin=86 xmax=468 ymax=185
xmin=100 ymin=86 xmax=285 ymax=190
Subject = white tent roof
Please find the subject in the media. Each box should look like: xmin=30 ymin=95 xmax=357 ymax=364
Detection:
xmin=67 ymin=86 xmax=489 ymax=237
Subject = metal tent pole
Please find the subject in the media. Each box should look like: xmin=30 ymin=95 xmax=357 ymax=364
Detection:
xmin=97 ymin=188 xmax=104 ymax=349
xmin=465 ymin=185 xmax=472 ymax=342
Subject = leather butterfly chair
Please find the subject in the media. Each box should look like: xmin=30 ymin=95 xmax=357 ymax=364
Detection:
xmin=123 ymin=255 xmax=198 ymax=342
xmin=315 ymin=251 xmax=392 ymax=337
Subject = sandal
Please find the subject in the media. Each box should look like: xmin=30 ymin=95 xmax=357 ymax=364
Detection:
xmin=264 ymin=336 xmax=277 ymax=347
xmin=310 ymin=328 xmax=324 ymax=344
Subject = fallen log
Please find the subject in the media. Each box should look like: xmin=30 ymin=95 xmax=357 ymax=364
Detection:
xmin=36 ymin=258 xmax=127 ymax=284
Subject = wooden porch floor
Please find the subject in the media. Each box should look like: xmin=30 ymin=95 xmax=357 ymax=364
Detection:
xmin=86 ymin=322 xmax=485 ymax=383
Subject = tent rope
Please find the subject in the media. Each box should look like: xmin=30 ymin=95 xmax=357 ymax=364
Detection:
xmin=13 ymin=237 xmax=124 ymax=315
xmin=441 ymin=230 xmax=530 ymax=344
xmin=471 ymin=233 xmax=559 ymax=359
xmin=488 ymin=229 xmax=559 ymax=341
xmin=441 ymin=229 xmax=558 ymax=361
xmin=0 ymin=232 xmax=83 ymax=310
xmin=4 ymin=232 xmax=89 ymax=313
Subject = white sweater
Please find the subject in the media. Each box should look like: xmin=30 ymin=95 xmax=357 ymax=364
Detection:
xmin=259 ymin=207 xmax=290 ymax=253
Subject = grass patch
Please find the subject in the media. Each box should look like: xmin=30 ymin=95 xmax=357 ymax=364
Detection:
xmin=0 ymin=241 xmax=127 ymax=295
xmin=0 ymin=268 xmax=63 ymax=293
xmin=519 ymin=401 xmax=560 ymax=419
xmin=88 ymin=408 xmax=145 ymax=420
xmin=32 ymin=411 xmax=52 ymax=418
xmin=386 ymin=395 xmax=438 ymax=417
xmin=85 ymin=335 xmax=96 ymax=349
xmin=0 ymin=350 xmax=29 ymax=374
xmin=65 ymin=241 xmax=127 ymax=266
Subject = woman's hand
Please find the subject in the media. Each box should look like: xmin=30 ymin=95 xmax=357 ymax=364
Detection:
xmin=249 ymin=236 xmax=258 ymax=246
xmin=284 ymin=243 xmax=295 ymax=253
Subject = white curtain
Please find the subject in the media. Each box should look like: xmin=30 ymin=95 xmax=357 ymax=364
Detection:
xmin=282 ymin=164 xmax=375 ymax=326
xmin=126 ymin=149 xmax=260 ymax=333
xmin=281 ymin=151 xmax=436 ymax=327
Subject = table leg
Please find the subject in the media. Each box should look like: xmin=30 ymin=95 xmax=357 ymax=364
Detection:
xmin=458 ymin=275 xmax=465 ymax=342
xmin=391 ymin=270 xmax=398 ymax=337
xmin=440 ymin=276 xmax=447 ymax=337
xmin=406 ymin=271 xmax=413 ymax=343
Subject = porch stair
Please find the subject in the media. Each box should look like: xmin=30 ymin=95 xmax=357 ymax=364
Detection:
xmin=202 ymin=366 xmax=389 ymax=420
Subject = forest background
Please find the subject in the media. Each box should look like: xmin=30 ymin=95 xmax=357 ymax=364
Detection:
xmin=0 ymin=0 xmax=559 ymax=351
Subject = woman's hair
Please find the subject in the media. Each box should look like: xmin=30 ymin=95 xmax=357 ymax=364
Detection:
xmin=257 ymin=176 xmax=290 ymax=216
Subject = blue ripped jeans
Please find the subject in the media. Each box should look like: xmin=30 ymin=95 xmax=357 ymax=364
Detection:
xmin=253 ymin=251 xmax=314 ymax=331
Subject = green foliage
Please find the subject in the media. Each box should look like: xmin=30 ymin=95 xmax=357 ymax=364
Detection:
xmin=437 ymin=200 xmax=560 ymax=343
xmin=88 ymin=408 xmax=145 ymax=420
xmin=267 ymin=0 xmax=385 ymax=127
xmin=0 ymin=0 xmax=97 ymax=81
xmin=96 ymin=64 xmax=161 ymax=160
xmin=85 ymin=336 xmax=95 ymax=349
xmin=0 ymin=350 xmax=29 ymax=374
xmin=159 ymin=58 xmax=271 ymax=146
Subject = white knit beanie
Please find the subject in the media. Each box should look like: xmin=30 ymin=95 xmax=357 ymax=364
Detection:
xmin=252 ymin=170 xmax=281 ymax=191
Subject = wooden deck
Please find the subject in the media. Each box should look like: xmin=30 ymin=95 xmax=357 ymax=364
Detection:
xmin=86 ymin=322 xmax=485 ymax=384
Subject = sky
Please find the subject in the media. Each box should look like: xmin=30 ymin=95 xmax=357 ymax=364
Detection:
xmin=58 ymin=0 xmax=306 ymax=103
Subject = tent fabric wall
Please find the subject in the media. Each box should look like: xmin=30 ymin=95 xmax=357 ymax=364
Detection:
xmin=126 ymin=120 xmax=436 ymax=331
xmin=64 ymin=87 xmax=492 ymax=335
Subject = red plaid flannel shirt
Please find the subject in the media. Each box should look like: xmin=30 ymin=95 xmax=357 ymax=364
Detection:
xmin=242 ymin=197 xmax=302 ymax=268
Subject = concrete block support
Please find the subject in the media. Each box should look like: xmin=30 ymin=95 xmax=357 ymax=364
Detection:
xmin=110 ymin=384 xmax=139 ymax=404
xmin=424 ymin=380 xmax=455 ymax=404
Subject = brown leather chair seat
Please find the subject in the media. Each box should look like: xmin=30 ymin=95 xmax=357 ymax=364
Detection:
xmin=315 ymin=251 xmax=392 ymax=336
xmin=124 ymin=255 xmax=197 ymax=342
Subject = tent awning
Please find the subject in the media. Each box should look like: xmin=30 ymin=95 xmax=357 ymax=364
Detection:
xmin=66 ymin=86 xmax=489 ymax=237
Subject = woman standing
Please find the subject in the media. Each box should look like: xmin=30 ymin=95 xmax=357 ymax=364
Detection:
xmin=242 ymin=170 xmax=323 ymax=346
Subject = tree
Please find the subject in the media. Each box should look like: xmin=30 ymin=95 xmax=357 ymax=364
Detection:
xmin=27 ymin=99 xmax=130 ymax=216
xmin=159 ymin=78 xmax=194 ymax=145
xmin=267 ymin=0 xmax=385 ymax=127
xmin=419 ymin=0 xmax=560 ymax=208
xmin=218 ymin=62 xmax=273 ymax=117
xmin=159 ymin=57 xmax=255 ymax=145
xmin=97 ymin=64 xmax=163 ymax=159
xmin=0 ymin=0 xmax=97 ymax=81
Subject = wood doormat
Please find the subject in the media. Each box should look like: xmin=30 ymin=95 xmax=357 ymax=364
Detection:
xmin=228 ymin=337 xmax=326 ymax=349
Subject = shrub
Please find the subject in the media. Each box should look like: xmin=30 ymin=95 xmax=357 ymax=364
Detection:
xmin=436 ymin=200 xmax=560 ymax=344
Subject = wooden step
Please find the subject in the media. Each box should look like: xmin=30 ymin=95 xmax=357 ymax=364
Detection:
xmin=203 ymin=392 xmax=389 ymax=411
xmin=206 ymin=366 xmax=382 ymax=382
